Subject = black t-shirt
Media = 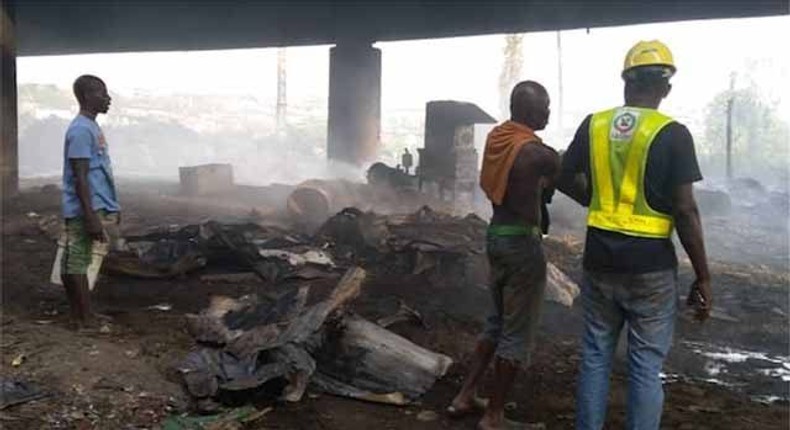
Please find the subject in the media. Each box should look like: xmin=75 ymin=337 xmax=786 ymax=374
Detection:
xmin=562 ymin=112 xmax=703 ymax=273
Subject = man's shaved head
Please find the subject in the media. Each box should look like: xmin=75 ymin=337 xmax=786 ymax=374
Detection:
xmin=510 ymin=81 xmax=550 ymax=130
xmin=73 ymin=75 xmax=111 ymax=115
xmin=73 ymin=75 xmax=104 ymax=104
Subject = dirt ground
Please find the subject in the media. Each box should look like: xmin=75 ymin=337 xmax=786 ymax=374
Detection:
xmin=1 ymin=181 xmax=788 ymax=429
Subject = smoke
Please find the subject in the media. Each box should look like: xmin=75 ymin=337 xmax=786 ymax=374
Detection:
xmin=232 ymin=149 xmax=366 ymax=186
xmin=18 ymin=84 xmax=368 ymax=187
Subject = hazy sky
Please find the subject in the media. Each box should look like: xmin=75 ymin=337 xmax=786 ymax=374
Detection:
xmin=17 ymin=15 xmax=790 ymax=149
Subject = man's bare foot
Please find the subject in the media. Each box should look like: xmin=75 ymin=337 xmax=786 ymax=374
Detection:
xmin=446 ymin=395 xmax=488 ymax=418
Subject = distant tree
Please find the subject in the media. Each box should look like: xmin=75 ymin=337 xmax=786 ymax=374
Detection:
xmin=702 ymin=84 xmax=789 ymax=179
xmin=499 ymin=34 xmax=524 ymax=120
xmin=18 ymin=84 xmax=73 ymax=110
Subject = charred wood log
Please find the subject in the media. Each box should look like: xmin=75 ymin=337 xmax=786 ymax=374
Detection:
xmin=311 ymin=315 xmax=452 ymax=403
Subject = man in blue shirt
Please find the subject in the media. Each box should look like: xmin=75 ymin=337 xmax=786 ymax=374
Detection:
xmin=60 ymin=74 xmax=120 ymax=328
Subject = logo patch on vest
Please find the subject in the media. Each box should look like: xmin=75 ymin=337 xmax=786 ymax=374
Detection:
xmin=610 ymin=109 xmax=640 ymax=141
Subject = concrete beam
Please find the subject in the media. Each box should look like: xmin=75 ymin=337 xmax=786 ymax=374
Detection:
xmin=1 ymin=0 xmax=18 ymax=198
xmin=327 ymin=42 xmax=381 ymax=167
xmin=13 ymin=2 xmax=789 ymax=56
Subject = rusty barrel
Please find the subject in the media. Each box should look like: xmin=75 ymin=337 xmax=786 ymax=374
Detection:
xmin=286 ymin=179 xmax=362 ymax=226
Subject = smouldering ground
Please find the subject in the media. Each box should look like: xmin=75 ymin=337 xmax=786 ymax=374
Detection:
xmin=1 ymin=181 xmax=787 ymax=429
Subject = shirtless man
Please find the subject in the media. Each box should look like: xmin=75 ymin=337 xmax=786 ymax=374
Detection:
xmin=447 ymin=81 xmax=560 ymax=429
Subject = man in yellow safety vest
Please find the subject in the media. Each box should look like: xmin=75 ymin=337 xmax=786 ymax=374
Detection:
xmin=558 ymin=40 xmax=711 ymax=430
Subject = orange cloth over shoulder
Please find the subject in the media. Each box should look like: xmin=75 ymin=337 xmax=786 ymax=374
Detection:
xmin=480 ymin=120 xmax=541 ymax=205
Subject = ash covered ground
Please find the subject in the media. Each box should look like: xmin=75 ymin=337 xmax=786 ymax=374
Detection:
xmin=1 ymin=177 xmax=787 ymax=429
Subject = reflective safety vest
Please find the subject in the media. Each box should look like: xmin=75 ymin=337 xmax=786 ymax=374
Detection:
xmin=587 ymin=107 xmax=675 ymax=239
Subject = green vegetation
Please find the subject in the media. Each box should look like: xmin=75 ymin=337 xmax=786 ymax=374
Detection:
xmin=701 ymin=83 xmax=789 ymax=186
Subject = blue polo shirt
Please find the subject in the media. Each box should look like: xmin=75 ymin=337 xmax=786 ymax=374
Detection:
xmin=62 ymin=115 xmax=120 ymax=218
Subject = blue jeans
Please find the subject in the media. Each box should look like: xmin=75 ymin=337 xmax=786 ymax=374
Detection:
xmin=576 ymin=269 xmax=678 ymax=430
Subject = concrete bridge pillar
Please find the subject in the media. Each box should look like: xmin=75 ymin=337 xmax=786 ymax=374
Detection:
xmin=327 ymin=41 xmax=381 ymax=167
xmin=1 ymin=0 xmax=17 ymax=197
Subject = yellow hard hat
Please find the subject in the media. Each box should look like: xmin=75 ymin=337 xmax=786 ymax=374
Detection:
xmin=622 ymin=40 xmax=676 ymax=79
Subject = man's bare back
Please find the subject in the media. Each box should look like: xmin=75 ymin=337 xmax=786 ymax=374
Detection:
xmin=491 ymin=142 xmax=560 ymax=227
xmin=450 ymin=80 xmax=556 ymax=430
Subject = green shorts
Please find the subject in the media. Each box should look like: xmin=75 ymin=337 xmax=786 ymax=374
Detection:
xmin=60 ymin=210 xmax=120 ymax=275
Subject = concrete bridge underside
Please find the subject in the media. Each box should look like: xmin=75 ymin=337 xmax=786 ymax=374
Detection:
xmin=1 ymin=0 xmax=787 ymax=195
